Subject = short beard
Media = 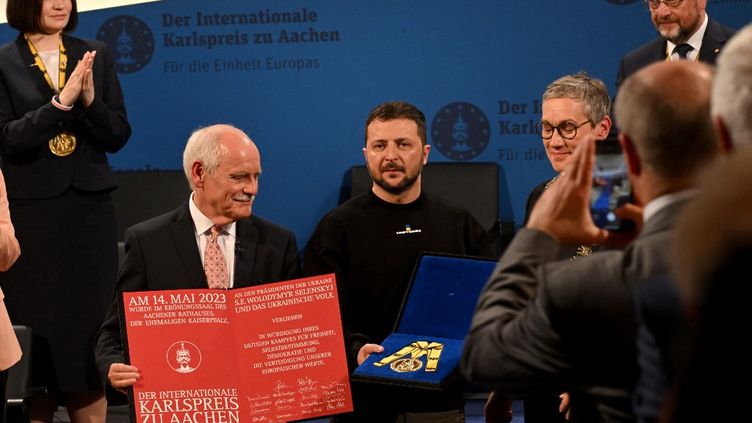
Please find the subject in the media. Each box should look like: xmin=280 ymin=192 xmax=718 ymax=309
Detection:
xmin=370 ymin=162 xmax=422 ymax=196
xmin=660 ymin=26 xmax=690 ymax=44
xmin=373 ymin=173 xmax=419 ymax=195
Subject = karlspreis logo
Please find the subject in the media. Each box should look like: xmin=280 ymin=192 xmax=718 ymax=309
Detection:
xmin=97 ymin=15 xmax=155 ymax=73
xmin=431 ymin=102 xmax=490 ymax=161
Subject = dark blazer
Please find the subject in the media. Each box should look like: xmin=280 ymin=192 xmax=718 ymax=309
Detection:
xmin=633 ymin=273 xmax=687 ymax=423
xmin=462 ymin=198 xmax=690 ymax=423
xmin=94 ymin=203 xmax=301 ymax=386
xmin=523 ymin=180 xmax=548 ymax=227
xmin=616 ymin=17 xmax=736 ymax=89
xmin=0 ymin=33 xmax=131 ymax=199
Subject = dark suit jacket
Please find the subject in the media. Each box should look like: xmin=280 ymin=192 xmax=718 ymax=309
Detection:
xmin=0 ymin=33 xmax=131 ymax=199
xmin=616 ymin=17 xmax=736 ymax=89
xmin=633 ymin=273 xmax=687 ymax=423
xmin=94 ymin=203 xmax=301 ymax=387
xmin=461 ymin=198 xmax=689 ymax=423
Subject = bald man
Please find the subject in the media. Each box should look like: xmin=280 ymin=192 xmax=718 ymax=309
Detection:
xmin=95 ymin=124 xmax=301 ymax=394
xmin=461 ymin=61 xmax=718 ymax=423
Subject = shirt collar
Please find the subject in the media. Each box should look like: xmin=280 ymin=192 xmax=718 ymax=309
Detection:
xmin=666 ymin=13 xmax=708 ymax=61
xmin=642 ymin=189 xmax=695 ymax=223
xmin=188 ymin=192 xmax=237 ymax=238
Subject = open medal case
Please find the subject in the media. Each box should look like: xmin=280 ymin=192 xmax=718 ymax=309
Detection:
xmin=352 ymin=252 xmax=497 ymax=389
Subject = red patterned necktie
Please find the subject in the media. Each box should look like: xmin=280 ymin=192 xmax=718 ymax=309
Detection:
xmin=204 ymin=225 xmax=228 ymax=289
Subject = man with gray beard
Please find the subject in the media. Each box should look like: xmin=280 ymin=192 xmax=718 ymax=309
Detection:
xmin=616 ymin=0 xmax=735 ymax=90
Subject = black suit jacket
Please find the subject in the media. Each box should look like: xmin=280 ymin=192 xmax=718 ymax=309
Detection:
xmin=94 ymin=203 xmax=301 ymax=387
xmin=616 ymin=17 xmax=736 ymax=89
xmin=0 ymin=33 xmax=131 ymax=199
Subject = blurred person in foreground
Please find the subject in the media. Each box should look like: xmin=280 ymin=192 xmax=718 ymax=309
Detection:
xmin=658 ymin=23 xmax=752 ymax=423
xmin=0 ymin=169 xmax=21 ymax=421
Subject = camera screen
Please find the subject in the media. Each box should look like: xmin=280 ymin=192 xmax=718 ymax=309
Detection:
xmin=591 ymin=141 xmax=631 ymax=230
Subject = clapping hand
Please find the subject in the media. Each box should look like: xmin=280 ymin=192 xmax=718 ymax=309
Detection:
xmin=58 ymin=50 xmax=96 ymax=108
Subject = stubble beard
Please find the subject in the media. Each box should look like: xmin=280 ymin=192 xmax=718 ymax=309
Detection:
xmin=372 ymin=165 xmax=422 ymax=196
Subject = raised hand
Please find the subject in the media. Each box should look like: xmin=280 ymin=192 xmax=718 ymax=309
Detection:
xmin=81 ymin=50 xmax=97 ymax=107
xmin=58 ymin=50 xmax=96 ymax=107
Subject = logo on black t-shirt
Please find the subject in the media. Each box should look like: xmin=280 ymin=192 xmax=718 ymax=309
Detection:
xmin=395 ymin=224 xmax=422 ymax=235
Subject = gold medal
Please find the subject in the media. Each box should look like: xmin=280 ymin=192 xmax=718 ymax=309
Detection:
xmin=49 ymin=131 xmax=77 ymax=157
xmin=374 ymin=340 xmax=444 ymax=373
xmin=390 ymin=358 xmax=423 ymax=373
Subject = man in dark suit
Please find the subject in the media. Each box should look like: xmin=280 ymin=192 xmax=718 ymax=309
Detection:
xmin=616 ymin=0 xmax=736 ymax=89
xmin=461 ymin=60 xmax=719 ymax=423
xmin=94 ymin=124 xmax=301 ymax=394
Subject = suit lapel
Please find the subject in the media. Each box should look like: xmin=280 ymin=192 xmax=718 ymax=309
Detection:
xmin=698 ymin=18 xmax=728 ymax=65
xmin=234 ymin=218 xmax=258 ymax=288
xmin=169 ymin=203 xmax=207 ymax=289
xmin=61 ymin=35 xmax=86 ymax=87
xmin=15 ymin=35 xmax=54 ymax=99
xmin=650 ymin=39 xmax=667 ymax=62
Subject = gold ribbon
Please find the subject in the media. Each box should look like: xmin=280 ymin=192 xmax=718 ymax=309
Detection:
xmin=25 ymin=34 xmax=76 ymax=157
xmin=374 ymin=341 xmax=444 ymax=373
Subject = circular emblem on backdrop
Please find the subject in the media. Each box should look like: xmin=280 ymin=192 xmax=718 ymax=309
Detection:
xmin=166 ymin=341 xmax=202 ymax=374
xmin=431 ymin=102 xmax=490 ymax=161
xmin=96 ymin=15 xmax=154 ymax=73
xmin=605 ymin=0 xmax=640 ymax=5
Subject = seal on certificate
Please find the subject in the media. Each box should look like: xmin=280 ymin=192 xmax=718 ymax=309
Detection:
xmin=166 ymin=340 xmax=202 ymax=373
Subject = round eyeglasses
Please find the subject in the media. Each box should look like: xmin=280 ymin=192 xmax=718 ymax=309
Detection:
xmin=536 ymin=120 xmax=592 ymax=140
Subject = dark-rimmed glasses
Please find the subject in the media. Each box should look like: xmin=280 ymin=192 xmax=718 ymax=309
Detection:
xmin=536 ymin=120 xmax=592 ymax=140
xmin=643 ymin=0 xmax=684 ymax=10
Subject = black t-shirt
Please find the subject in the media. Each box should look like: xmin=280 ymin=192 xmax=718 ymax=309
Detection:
xmin=303 ymin=190 xmax=496 ymax=415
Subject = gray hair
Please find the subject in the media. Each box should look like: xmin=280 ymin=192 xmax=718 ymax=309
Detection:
xmin=182 ymin=124 xmax=241 ymax=189
xmin=542 ymin=72 xmax=610 ymax=125
xmin=712 ymin=23 xmax=752 ymax=149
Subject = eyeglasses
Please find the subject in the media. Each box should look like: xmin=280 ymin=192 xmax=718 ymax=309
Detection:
xmin=536 ymin=120 xmax=592 ymax=140
xmin=643 ymin=0 xmax=684 ymax=10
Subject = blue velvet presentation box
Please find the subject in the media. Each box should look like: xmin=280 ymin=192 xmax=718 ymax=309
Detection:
xmin=352 ymin=252 xmax=497 ymax=390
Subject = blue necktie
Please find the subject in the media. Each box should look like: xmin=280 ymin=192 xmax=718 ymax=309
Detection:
xmin=673 ymin=44 xmax=694 ymax=60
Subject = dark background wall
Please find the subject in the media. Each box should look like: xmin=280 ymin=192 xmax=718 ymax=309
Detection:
xmin=2 ymin=0 xmax=749 ymax=246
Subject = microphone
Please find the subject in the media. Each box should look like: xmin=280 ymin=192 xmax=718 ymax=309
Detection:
xmin=235 ymin=243 xmax=245 ymax=254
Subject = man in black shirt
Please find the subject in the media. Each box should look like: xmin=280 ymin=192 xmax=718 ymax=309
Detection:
xmin=304 ymin=101 xmax=496 ymax=423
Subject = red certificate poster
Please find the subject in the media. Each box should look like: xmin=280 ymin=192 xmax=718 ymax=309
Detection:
xmin=121 ymin=274 xmax=352 ymax=423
